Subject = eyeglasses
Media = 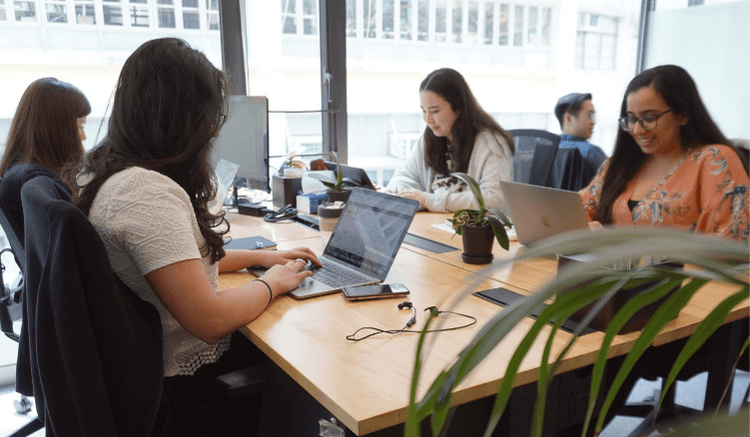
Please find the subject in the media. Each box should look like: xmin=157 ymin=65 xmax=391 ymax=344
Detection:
xmin=619 ymin=109 xmax=672 ymax=132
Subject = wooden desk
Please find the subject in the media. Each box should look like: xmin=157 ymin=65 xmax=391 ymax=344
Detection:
xmin=220 ymin=212 xmax=748 ymax=436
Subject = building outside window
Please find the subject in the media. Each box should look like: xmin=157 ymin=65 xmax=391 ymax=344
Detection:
xmin=75 ymin=0 xmax=96 ymax=24
xmin=14 ymin=0 xmax=36 ymax=21
xmin=575 ymin=12 xmax=618 ymax=70
xmin=45 ymin=0 xmax=67 ymax=23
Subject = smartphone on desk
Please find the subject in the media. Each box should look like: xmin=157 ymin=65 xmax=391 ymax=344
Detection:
xmin=342 ymin=283 xmax=410 ymax=301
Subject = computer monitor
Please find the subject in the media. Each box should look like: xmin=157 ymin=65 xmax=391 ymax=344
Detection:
xmin=211 ymin=95 xmax=270 ymax=192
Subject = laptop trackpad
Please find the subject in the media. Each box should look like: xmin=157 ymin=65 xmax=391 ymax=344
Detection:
xmin=246 ymin=267 xmax=339 ymax=300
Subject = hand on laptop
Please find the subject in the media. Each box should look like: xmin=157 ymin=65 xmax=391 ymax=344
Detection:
xmin=257 ymin=247 xmax=322 ymax=269
xmin=262 ymin=260 xmax=314 ymax=294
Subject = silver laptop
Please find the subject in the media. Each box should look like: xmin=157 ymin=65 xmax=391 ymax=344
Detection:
xmin=290 ymin=187 xmax=420 ymax=299
xmin=499 ymin=181 xmax=588 ymax=247
xmin=209 ymin=159 xmax=240 ymax=215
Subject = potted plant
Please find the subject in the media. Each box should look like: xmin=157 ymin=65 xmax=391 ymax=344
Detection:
xmin=308 ymin=152 xmax=351 ymax=203
xmin=405 ymin=227 xmax=749 ymax=437
xmin=450 ymin=172 xmax=512 ymax=264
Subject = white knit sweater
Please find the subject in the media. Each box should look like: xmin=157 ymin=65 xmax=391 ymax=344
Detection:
xmin=386 ymin=129 xmax=513 ymax=212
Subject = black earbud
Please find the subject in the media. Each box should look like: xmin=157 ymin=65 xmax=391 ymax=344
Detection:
xmin=397 ymin=301 xmax=413 ymax=310
xmin=398 ymin=301 xmax=417 ymax=327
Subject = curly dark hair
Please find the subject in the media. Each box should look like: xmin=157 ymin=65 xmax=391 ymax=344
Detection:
xmin=419 ymin=68 xmax=514 ymax=176
xmin=75 ymin=38 xmax=230 ymax=263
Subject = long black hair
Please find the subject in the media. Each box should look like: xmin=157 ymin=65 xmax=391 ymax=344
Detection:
xmin=420 ymin=68 xmax=514 ymax=175
xmin=76 ymin=38 xmax=229 ymax=263
xmin=0 ymin=77 xmax=91 ymax=193
xmin=597 ymin=65 xmax=737 ymax=224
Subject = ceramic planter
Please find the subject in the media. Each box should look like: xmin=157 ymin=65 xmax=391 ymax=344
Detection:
xmin=460 ymin=224 xmax=494 ymax=264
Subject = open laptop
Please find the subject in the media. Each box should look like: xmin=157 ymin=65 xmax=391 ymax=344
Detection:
xmin=499 ymin=180 xmax=588 ymax=246
xmin=209 ymin=159 xmax=241 ymax=215
xmin=290 ymin=187 xmax=419 ymax=299
xmin=323 ymin=161 xmax=377 ymax=190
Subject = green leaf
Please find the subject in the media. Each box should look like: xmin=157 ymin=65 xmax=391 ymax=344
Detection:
xmin=486 ymin=216 xmax=510 ymax=250
xmin=453 ymin=172 xmax=485 ymax=211
xmin=656 ymin=286 xmax=749 ymax=421
xmin=594 ymin=277 xmax=708 ymax=433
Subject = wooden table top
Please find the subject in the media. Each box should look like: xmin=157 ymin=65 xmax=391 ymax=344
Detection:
xmin=220 ymin=211 xmax=748 ymax=435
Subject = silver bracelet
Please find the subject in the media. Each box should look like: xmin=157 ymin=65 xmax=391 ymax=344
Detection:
xmin=253 ymin=278 xmax=274 ymax=310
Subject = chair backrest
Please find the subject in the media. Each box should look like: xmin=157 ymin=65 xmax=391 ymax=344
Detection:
xmin=0 ymin=178 xmax=25 ymax=341
xmin=17 ymin=176 xmax=164 ymax=437
xmin=509 ymin=129 xmax=561 ymax=187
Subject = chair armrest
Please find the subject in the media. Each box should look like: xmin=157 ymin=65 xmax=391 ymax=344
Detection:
xmin=214 ymin=360 xmax=274 ymax=398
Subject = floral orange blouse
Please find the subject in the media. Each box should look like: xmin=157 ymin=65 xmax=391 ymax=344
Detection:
xmin=579 ymin=144 xmax=749 ymax=242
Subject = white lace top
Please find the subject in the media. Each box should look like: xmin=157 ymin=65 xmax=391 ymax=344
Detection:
xmin=88 ymin=166 xmax=229 ymax=377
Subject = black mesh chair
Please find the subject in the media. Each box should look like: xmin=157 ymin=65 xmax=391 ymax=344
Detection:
xmin=509 ymin=129 xmax=587 ymax=191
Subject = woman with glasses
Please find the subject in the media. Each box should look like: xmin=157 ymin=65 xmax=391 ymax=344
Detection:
xmin=580 ymin=65 xmax=748 ymax=241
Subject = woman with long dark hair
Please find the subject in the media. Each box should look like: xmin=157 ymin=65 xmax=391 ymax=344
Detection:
xmin=76 ymin=38 xmax=319 ymax=434
xmin=386 ymin=68 xmax=514 ymax=212
xmin=580 ymin=65 xmax=748 ymax=241
xmin=0 ymin=77 xmax=90 ymax=236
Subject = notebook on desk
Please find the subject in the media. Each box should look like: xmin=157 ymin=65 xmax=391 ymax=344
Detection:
xmin=499 ymin=181 xmax=589 ymax=247
xmin=289 ymin=187 xmax=420 ymax=299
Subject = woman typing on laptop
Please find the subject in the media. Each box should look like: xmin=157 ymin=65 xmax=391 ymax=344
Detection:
xmin=76 ymin=38 xmax=320 ymax=435
xmin=385 ymin=68 xmax=515 ymax=212
xmin=580 ymin=65 xmax=748 ymax=242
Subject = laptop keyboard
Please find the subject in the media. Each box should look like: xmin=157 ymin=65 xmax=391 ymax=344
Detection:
xmin=308 ymin=260 xmax=372 ymax=288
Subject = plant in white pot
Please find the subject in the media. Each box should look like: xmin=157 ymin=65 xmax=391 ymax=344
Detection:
xmin=450 ymin=172 xmax=512 ymax=264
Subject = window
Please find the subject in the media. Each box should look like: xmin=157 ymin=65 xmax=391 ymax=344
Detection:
xmin=399 ymin=0 xmax=411 ymax=40
xmin=205 ymin=0 xmax=218 ymax=30
xmin=512 ymin=4 xmax=523 ymax=46
xmin=282 ymin=0 xmax=317 ymax=35
xmin=382 ymin=0 xmax=394 ymax=39
xmin=75 ymin=0 xmax=96 ymax=24
xmin=498 ymin=3 xmax=509 ymax=45
xmin=14 ymin=0 xmax=37 ymax=21
xmin=0 ymin=1 xmax=6 ymax=20
xmin=451 ymin=0 xmax=462 ymax=43
xmin=483 ymin=2 xmax=493 ymax=45
xmin=103 ymin=0 xmax=122 ymax=25
xmin=435 ymin=0 xmax=446 ymax=42
xmin=182 ymin=0 xmax=199 ymax=29
xmin=130 ymin=0 xmax=149 ymax=27
xmin=363 ymin=0 xmax=376 ymax=38
xmin=156 ymin=0 xmax=175 ymax=28
xmin=346 ymin=0 xmax=356 ymax=37
xmin=45 ymin=0 xmax=67 ymax=23
xmin=576 ymin=12 xmax=618 ymax=70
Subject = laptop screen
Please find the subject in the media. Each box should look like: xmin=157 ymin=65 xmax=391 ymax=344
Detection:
xmin=209 ymin=159 xmax=240 ymax=215
xmin=324 ymin=188 xmax=419 ymax=279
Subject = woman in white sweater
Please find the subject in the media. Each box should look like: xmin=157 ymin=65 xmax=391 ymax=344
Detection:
xmin=386 ymin=68 xmax=514 ymax=212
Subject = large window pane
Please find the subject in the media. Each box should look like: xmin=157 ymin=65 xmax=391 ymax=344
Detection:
xmin=383 ymin=0 xmax=394 ymax=39
xmin=14 ymin=1 xmax=36 ymax=21
xmin=498 ymin=3 xmax=508 ymax=45
xmin=513 ymin=5 xmax=523 ymax=46
xmin=484 ymin=2 xmax=493 ymax=45
xmin=400 ymin=0 xmax=411 ymax=40
xmin=46 ymin=2 xmax=67 ymax=23
xmin=75 ymin=1 xmax=96 ymax=24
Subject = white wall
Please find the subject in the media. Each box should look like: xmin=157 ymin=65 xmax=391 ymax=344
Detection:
xmin=646 ymin=1 xmax=750 ymax=140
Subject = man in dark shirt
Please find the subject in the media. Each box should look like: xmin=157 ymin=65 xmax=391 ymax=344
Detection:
xmin=554 ymin=93 xmax=608 ymax=185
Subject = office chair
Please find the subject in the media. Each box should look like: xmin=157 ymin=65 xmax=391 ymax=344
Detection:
xmin=509 ymin=129 xmax=586 ymax=191
xmin=17 ymin=176 xmax=164 ymax=436
xmin=0 ymin=197 xmax=44 ymax=437
xmin=603 ymin=320 xmax=747 ymax=437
